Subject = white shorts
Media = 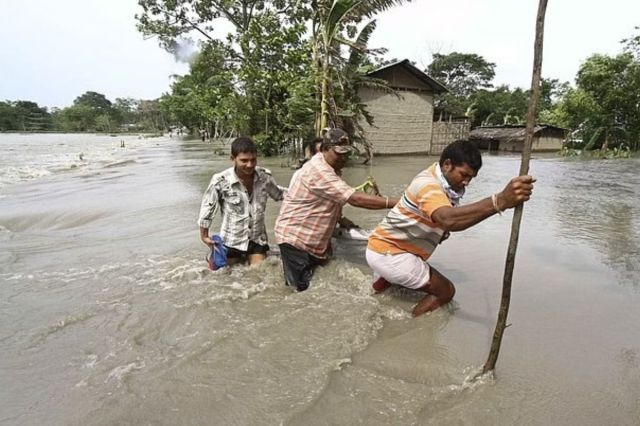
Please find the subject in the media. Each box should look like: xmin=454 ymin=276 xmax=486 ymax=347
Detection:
xmin=365 ymin=248 xmax=430 ymax=290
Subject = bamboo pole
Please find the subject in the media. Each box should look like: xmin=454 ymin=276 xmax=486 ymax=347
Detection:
xmin=482 ymin=0 xmax=549 ymax=374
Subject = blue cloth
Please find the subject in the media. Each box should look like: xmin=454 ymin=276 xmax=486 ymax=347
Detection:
xmin=208 ymin=235 xmax=228 ymax=270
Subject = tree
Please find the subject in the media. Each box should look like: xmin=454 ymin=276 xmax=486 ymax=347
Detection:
xmin=466 ymin=85 xmax=528 ymax=127
xmin=59 ymin=104 xmax=97 ymax=131
xmin=74 ymin=91 xmax=113 ymax=114
xmin=0 ymin=100 xmax=51 ymax=131
xmin=331 ymin=19 xmax=393 ymax=160
xmin=137 ymin=0 xmax=313 ymax=150
xmin=622 ymin=26 xmax=640 ymax=60
xmin=312 ymin=0 xmax=409 ymax=132
xmin=113 ymin=97 xmax=139 ymax=127
xmin=427 ymin=52 xmax=496 ymax=115
xmin=0 ymin=101 xmax=18 ymax=130
xmin=554 ymin=53 xmax=640 ymax=150
xmin=136 ymin=0 xmax=408 ymax=154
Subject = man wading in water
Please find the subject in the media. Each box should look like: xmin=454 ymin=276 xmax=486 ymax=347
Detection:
xmin=198 ymin=137 xmax=285 ymax=267
xmin=274 ymin=128 xmax=400 ymax=292
xmin=366 ymin=140 xmax=536 ymax=317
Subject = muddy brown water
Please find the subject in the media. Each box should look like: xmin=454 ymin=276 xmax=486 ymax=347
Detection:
xmin=1 ymin=134 xmax=639 ymax=425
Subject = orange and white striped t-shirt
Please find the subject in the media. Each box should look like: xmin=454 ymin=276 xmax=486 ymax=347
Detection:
xmin=368 ymin=163 xmax=452 ymax=260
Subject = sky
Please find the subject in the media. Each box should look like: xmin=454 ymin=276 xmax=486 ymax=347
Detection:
xmin=1 ymin=0 xmax=638 ymax=109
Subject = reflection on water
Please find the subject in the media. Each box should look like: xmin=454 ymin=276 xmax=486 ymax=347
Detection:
xmin=1 ymin=134 xmax=640 ymax=425
xmin=545 ymin=159 xmax=640 ymax=287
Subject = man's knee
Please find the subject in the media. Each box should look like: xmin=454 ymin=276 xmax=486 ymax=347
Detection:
xmin=424 ymin=268 xmax=455 ymax=303
xmin=443 ymin=281 xmax=455 ymax=303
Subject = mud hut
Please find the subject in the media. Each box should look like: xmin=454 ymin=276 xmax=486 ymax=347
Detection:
xmin=469 ymin=124 xmax=567 ymax=152
xmin=358 ymin=60 xmax=469 ymax=155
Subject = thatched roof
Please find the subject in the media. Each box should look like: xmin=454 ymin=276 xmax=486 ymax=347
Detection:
xmin=367 ymin=59 xmax=448 ymax=94
xmin=469 ymin=125 xmax=567 ymax=142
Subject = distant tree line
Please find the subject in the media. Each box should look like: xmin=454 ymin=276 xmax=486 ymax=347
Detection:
xmin=427 ymin=28 xmax=640 ymax=152
xmin=0 ymin=91 xmax=168 ymax=133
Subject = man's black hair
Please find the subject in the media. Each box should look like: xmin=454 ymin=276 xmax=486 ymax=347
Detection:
xmin=231 ymin=137 xmax=257 ymax=157
xmin=439 ymin=140 xmax=482 ymax=171
xmin=308 ymin=137 xmax=323 ymax=155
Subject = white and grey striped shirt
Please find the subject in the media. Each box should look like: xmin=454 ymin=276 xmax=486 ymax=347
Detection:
xmin=198 ymin=166 xmax=285 ymax=251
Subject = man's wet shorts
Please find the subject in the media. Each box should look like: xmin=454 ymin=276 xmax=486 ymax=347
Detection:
xmin=365 ymin=248 xmax=430 ymax=290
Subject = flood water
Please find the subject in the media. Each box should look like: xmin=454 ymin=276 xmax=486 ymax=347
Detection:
xmin=1 ymin=133 xmax=639 ymax=425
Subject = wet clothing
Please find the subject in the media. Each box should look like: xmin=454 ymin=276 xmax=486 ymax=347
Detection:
xmin=278 ymin=243 xmax=328 ymax=292
xmin=365 ymin=248 xmax=431 ymax=290
xmin=225 ymin=241 xmax=269 ymax=261
xmin=367 ymin=163 xmax=452 ymax=261
xmin=274 ymin=153 xmax=355 ymax=259
xmin=198 ymin=166 xmax=284 ymax=251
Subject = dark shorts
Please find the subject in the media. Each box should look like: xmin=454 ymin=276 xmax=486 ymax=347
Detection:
xmin=279 ymin=243 xmax=328 ymax=292
xmin=225 ymin=241 xmax=269 ymax=261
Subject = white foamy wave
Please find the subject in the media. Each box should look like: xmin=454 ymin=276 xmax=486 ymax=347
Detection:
xmin=105 ymin=360 xmax=146 ymax=386
xmin=0 ymin=133 xmax=172 ymax=189
xmin=0 ymin=165 xmax=53 ymax=186
xmin=444 ymin=365 xmax=494 ymax=393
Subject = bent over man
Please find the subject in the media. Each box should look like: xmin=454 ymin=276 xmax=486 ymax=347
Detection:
xmin=366 ymin=140 xmax=535 ymax=317
xmin=274 ymin=128 xmax=400 ymax=292
xmin=198 ymin=137 xmax=285 ymax=267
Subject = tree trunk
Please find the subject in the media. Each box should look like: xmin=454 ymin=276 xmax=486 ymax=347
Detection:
xmin=482 ymin=0 xmax=549 ymax=375
xmin=320 ymin=49 xmax=330 ymax=131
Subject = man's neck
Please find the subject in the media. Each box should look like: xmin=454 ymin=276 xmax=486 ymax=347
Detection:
xmin=235 ymin=168 xmax=254 ymax=185
xmin=322 ymin=151 xmax=340 ymax=172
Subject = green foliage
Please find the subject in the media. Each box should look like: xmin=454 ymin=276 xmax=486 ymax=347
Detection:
xmin=428 ymin=52 xmax=496 ymax=115
xmin=553 ymin=52 xmax=640 ymax=151
xmin=466 ymin=85 xmax=528 ymax=127
xmin=0 ymin=100 xmax=52 ymax=131
xmin=137 ymin=0 xmax=316 ymax=151
xmin=314 ymin=0 xmax=409 ymax=131
xmin=0 ymin=91 xmax=171 ymax=134
xmin=135 ymin=0 xmax=401 ymax=155
xmin=559 ymin=146 xmax=632 ymax=159
xmin=59 ymin=104 xmax=96 ymax=131
xmin=74 ymin=91 xmax=112 ymax=113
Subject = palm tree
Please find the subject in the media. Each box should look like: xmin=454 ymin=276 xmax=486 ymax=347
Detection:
xmin=334 ymin=20 xmax=397 ymax=162
xmin=312 ymin=0 xmax=411 ymax=134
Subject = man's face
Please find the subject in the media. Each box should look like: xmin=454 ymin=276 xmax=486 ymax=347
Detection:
xmin=441 ymin=159 xmax=477 ymax=191
xmin=324 ymin=146 xmax=351 ymax=172
xmin=232 ymin=152 xmax=257 ymax=178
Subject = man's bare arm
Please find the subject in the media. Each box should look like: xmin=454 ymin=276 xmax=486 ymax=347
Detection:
xmin=347 ymin=192 xmax=401 ymax=210
xmin=432 ymin=175 xmax=536 ymax=232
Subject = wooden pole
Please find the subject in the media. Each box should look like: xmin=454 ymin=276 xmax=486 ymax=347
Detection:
xmin=482 ymin=0 xmax=549 ymax=374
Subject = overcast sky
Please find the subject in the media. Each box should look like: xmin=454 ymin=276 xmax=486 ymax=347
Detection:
xmin=1 ymin=0 xmax=638 ymax=108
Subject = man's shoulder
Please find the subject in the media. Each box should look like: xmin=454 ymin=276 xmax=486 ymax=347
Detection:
xmin=304 ymin=154 xmax=340 ymax=179
xmin=210 ymin=167 xmax=235 ymax=186
xmin=409 ymin=169 xmax=443 ymax=196
xmin=413 ymin=165 xmax=439 ymax=184
xmin=255 ymin=166 xmax=273 ymax=178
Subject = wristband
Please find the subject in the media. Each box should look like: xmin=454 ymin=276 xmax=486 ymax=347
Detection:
xmin=491 ymin=193 xmax=502 ymax=215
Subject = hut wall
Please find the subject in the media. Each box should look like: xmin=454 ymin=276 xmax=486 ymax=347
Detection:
xmin=359 ymin=87 xmax=433 ymax=154
xmin=430 ymin=120 xmax=470 ymax=155
xmin=371 ymin=67 xmax=431 ymax=90
xmin=532 ymin=136 xmax=563 ymax=151
xmin=499 ymin=139 xmax=521 ymax=152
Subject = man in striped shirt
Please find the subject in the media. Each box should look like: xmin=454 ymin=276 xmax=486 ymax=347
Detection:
xmin=198 ymin=137 xmax=285 ymax=267
xmin=274 ymin=128 xmax=400 ymax=292
xmin=366 ymin=140 xmax=535 ymax=317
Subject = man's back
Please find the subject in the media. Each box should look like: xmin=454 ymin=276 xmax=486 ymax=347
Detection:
xmin=275 ymin=153 xmax=354 ymax=258
xmin=368 ymin=163 xmax=451 ymax=260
